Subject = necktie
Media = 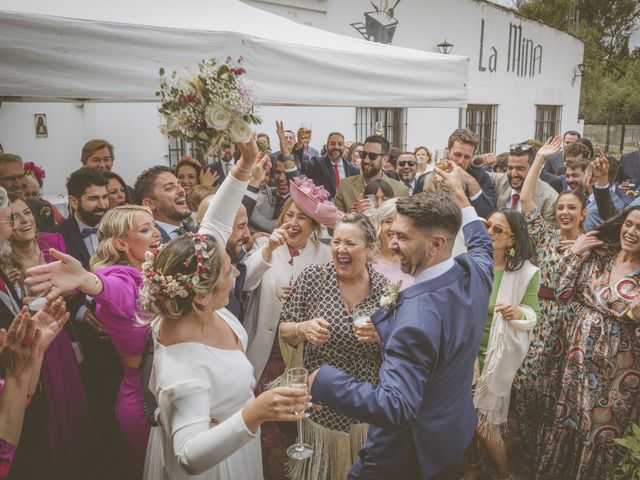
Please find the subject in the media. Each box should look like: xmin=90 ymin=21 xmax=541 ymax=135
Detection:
xmin=224 ymin=162 xmax=230 ymax=175
xmin=81 ymin=227 xmax=97 ymax=237
xmin=333 ymin=163 xmax=341 ymax=188
xmin=511 ymin=192 xmax=520 ymax=209
xmin=273 ymin=194 xmax=285 ymax=219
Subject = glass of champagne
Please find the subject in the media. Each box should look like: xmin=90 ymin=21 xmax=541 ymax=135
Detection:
xmin=352 ymin=315 xmax=374 ymax=337
xmin=374 ymin=121 xmax=384 ymax=136
xmin=300 ymin=121 xmax=312 ymax=141
xmin=276 ymin=276 xmax=293 ymax=303
xmin=25 ymin=284 xmax=47 ymax=312
xmin=286 ymin=367 xmax=314 ymax=460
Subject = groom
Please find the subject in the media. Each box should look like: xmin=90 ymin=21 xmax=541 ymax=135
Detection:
xmin=309 ymin=164 xmax=493 ymax=479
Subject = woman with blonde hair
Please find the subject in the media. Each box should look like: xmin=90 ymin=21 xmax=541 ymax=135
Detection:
xmin=26 ymin=204 xmax=162 ymax=479
xmin=369 ymin=198 xmax=413 ymax=288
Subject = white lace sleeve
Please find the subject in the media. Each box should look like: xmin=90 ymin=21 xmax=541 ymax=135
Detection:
xmin=197 ymin=173 xmax=248 ymax=246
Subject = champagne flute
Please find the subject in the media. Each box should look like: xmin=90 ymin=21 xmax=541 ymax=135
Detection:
xmin=373 ymin=121 xmax=384 ymax=136
xmin=286 ymin=367 xmax=314 ymax=460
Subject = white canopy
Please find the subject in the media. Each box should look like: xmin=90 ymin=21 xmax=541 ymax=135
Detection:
xmin=0 ymin=0 xmax=468 ymax=107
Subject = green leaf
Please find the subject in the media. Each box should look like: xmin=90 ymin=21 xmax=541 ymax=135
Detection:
xmin=159 ymin=67 xmax=165 ymax=76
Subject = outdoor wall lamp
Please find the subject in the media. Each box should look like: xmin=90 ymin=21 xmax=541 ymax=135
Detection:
xmin=437 ymin=39 xmax=454 ymax=55
xmin=572 ymin=63 xmax=587 ymax=86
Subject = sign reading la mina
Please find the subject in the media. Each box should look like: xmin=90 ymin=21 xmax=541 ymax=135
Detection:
xmin=478 ymin=18 xmax=543 ymax=77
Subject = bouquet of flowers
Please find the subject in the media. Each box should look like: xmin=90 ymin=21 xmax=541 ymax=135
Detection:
xmin=157 ymin=57 xmax=261 ymax=155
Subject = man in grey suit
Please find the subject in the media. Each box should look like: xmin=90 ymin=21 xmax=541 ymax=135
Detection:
xmin=489 ymin=141 xmax=558 ymax=223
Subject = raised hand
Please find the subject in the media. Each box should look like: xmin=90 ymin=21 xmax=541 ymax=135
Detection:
xmin=536 ymin=136 xmax=562 ymax=160
xmin=268 ymin=221 xmax=290 ymax=252
xmin=434 ymin=160 xmax=468 ymax=206
xmin=249 ymin=151 xmax=271 ymax=188
xmin=32 ymin=296 xmax=70 ymax=352
xmin=569 ymin=230 xmax=604 ymax=257
xmin=592 ymin=145 xmax=609 ymax=184
xmin=236 ymin=133 xmax=259 ymax=169
xmin=200 ymin=167 xmax=220 ymax=187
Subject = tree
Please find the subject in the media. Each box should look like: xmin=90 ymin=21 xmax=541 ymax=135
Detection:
xmin=512 ymin=0 xmax=640 ymax=128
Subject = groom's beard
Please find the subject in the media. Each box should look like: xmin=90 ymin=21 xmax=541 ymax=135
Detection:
xmin=396 ymin=244 xmax=432 ymax=277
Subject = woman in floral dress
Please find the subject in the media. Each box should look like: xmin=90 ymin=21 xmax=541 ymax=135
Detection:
xmin=510 ymin=136 xmax=584 ymax=464
xmin=279 ymin=213 xmax=388 ymax=480
xmin=541 ymin=205 xmax=640 ymax=479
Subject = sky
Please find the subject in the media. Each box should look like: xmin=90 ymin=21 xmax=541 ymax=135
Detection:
xmin=486 ymin=0 xmax=639 ymax=48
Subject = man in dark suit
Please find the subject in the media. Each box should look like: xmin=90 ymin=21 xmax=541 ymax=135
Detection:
xmin=81 ymin=138 xmax=137 ymax=203
xmin=541 ymin=141 xmax=590 ymax=193
xmin=47 ymin=168 xmax=125 ymax=477
xmin=302 ymin=132 xmax=359 ymax=199
xmin=447 ymin=128 xmax=496 ymax=218
xmin=620 ymin=148 xmax=640 ymax=186
xmin=134 ymin=166 xmax=194 ymax=242
xmin=310 ymin=167 xmax=493 ymax=479
xmin=0 ymin=153 xmax=57 ymax=230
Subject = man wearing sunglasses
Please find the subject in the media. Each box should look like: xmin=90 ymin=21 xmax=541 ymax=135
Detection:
xmin=396 ymin=152 xmax=421 ymax=195
xmin=0 ymin=153 xmax=57 ymax=231
xmin=333 ymin=135 xmax=409 ymax=213
xmin=488 ymin=141 xmax=558 ymax=223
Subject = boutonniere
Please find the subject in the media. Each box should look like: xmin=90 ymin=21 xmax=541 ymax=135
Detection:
xmin=39 ymin=205 xmax=51 ymax=219
xmin=380 ymin=280 xmax=402 ymax=318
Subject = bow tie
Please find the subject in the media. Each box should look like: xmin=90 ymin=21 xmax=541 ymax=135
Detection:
xmin=81 ymin=227 xmax=98 ymax=238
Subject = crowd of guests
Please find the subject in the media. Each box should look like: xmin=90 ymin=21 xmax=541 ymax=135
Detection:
xmin=0 ymin=122 xmax=638 ymax=480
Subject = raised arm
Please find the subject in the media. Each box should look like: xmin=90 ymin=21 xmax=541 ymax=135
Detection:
xmin=198 ymin=138 xmax=259 ymax=245
xmin=592 ymin=148 xmax=620 ymax=223
xmin=521 ymin=136 xmax=562 ymax=215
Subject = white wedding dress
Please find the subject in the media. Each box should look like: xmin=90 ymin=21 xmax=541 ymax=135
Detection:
xmin=143 ymin=308 xmax=263 ymax=479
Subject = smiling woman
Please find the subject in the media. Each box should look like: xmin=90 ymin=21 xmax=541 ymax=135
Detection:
xmin=278 ymin=213 xmax=389 ymax=480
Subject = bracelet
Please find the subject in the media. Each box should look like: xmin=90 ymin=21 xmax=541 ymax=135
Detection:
xmin=234 ymin=165 xmax=253 ymax=175
xmin=294 ymin=322 xmax=303 ymax=340
xmin=89 ymin=274 xmax=101 ymax=296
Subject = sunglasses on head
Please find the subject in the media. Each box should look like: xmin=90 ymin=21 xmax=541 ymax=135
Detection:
xmin=482 ymin=219 xmax=512 ymax=236
xmin=397 ymin=160 xmax=417 ymax=167
xmin=510 ymin=143 xmax=534 ymax=155
xmin=359 ymin=151 xmax=385 ymax=161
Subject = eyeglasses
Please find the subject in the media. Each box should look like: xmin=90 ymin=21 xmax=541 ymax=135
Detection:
xmin=510 ymin=143 xmax=534 ymax=155
xmin=397 ymin=161 xmax=417 ymax=167
xmin=359 ymin=151 xmax=385 ymax=161
xmin=0 ymin=173 xmax=26 ymax=183
xmin=482 ymin=219 xmax=512 ymax=236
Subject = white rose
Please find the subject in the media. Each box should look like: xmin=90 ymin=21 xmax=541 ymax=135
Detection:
xmin=205 ymin=105 xmax=231 ymax=130
xmin=229 ymin=119 xmax=253 ymax=143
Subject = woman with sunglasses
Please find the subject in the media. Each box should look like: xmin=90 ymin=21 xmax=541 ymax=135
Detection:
xmin=463 ymin=209 xmax=540 ymax=480
xmin=511 ymin=136 xmax=587 ymax=470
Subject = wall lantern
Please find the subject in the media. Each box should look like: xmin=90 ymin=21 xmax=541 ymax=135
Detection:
xmin=572 ymin=63 xmax=587 ymax=86
xmin=437 ymin=39 xmax=454 ymax=55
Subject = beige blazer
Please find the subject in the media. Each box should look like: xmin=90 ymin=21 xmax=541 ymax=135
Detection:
xmin=489 ymin=172 xmax=558 ymax=224
xmin=334 ymin=174 xmax=409 ymax=212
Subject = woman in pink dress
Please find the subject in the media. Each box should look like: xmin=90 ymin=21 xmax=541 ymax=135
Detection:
xmin=26 ymin=205 xmax=161 ymax=479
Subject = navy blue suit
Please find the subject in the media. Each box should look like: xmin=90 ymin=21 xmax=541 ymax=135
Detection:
xmin=312 ymin=218 xmax=493 ymax=479
xmin=302 ymin=155 xmax=359 ymax=199
xmin=620 ymin=150 xmax=640 ymax=185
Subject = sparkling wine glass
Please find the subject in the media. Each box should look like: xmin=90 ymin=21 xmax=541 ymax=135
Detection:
xmin=286 ymin=367 xmax=314 ymax=460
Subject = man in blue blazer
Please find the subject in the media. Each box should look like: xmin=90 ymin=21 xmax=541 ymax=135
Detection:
xmin=309 ymin=164 xmax=493 ymax=479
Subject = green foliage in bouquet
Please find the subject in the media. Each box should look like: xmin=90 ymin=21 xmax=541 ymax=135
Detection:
xmin=157 ymin=57 xmax=262 ymax=155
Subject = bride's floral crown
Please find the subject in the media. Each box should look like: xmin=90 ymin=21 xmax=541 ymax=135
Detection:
xmin=141 ymin=232 xmax=214 ymax=302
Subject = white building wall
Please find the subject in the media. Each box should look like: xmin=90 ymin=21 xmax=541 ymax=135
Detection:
xmin=0 ymin=0 xmax=583 ymax=194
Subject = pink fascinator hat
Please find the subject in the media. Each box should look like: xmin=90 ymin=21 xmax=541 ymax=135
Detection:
xmin=289 ymin=176 xmax=344 ymax=229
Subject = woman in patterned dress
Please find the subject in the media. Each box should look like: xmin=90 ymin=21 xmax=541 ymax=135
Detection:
xmin=279 ymin=213 xmax=388 ymax=480
xmin=510 ymin=136 xmax=585 ymax=465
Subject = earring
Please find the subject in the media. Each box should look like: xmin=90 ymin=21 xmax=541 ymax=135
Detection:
xmin=505 ymin=246 xmax=516 ymax=261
